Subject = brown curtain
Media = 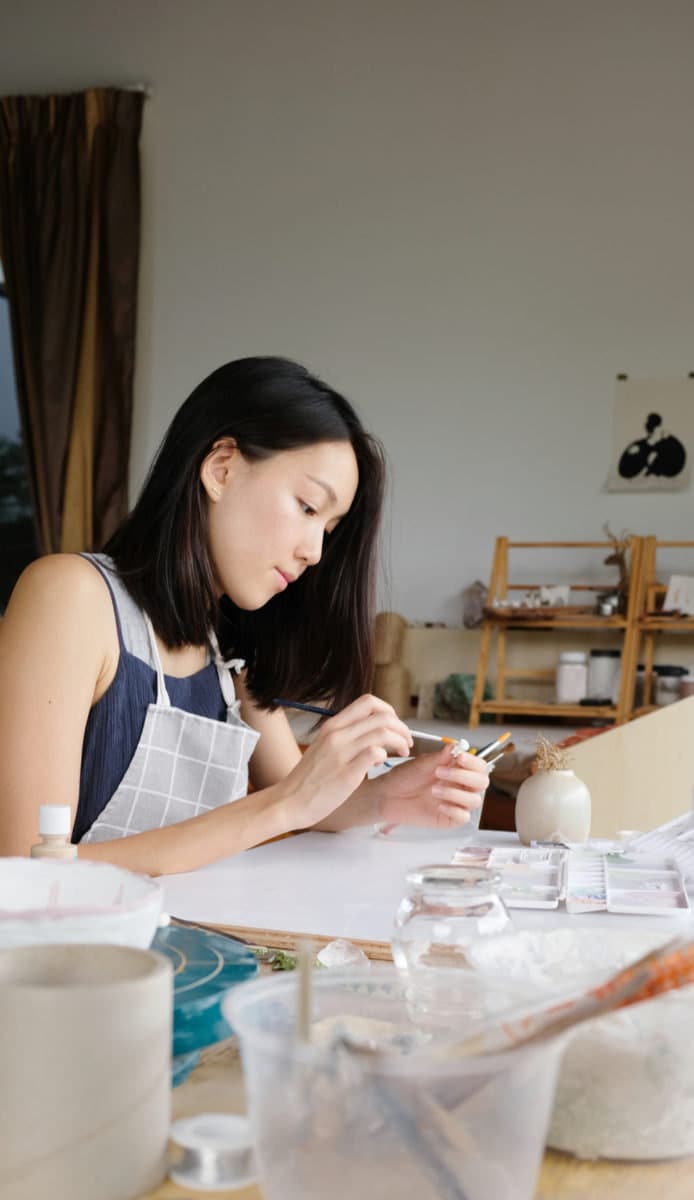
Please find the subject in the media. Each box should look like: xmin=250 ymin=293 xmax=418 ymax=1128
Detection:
xmin=0 ymin=88 xmax=144 ymax=554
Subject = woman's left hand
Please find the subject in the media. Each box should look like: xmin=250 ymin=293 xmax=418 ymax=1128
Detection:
xmin=371 ymin=745 xmax=490 ymax=829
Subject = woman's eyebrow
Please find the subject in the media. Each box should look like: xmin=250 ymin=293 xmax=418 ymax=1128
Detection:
xmin=306 ymin=475 xmax=337 ymax=504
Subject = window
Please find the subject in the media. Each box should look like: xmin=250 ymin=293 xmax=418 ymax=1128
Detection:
xmin=0 ymin=278 xmax=38 ymax=610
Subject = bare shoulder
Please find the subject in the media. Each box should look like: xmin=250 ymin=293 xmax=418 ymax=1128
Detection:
xmin=4 ymin=553 xmax=111 ymax=617
xmin=1 ymin=554 xmax=115 ymax=660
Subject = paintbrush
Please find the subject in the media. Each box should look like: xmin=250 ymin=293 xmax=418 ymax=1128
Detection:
xmin=272 ymin=698 xmax=462 ymax=746
xmin=474 ymin=731 xmax=511 ymax=761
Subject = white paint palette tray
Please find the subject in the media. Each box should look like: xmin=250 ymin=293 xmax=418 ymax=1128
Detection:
xmin=456 ymin=843 xmax=692 ymax=917
xmin=605 ymin=860 xmax=691 ymax=916
xmin=452 ymin=844 xmax=567 ymax=909
xmin=566 ymin=850 xmax=691 ymax=916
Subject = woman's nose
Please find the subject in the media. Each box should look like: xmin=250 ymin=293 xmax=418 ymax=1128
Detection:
xmin=298 ymin=526 xmax=324 ymax=566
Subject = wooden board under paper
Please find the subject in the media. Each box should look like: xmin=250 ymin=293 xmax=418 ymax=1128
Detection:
xmin=569 ymin=696 xmax=694 ymax=837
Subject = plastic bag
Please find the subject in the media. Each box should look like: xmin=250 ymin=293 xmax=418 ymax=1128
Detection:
xmin=433 ymin=672 xmax=492 ymax=721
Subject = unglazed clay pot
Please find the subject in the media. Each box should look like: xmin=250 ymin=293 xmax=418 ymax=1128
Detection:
xmin=515 ymin=769 xmax=591 ymax=845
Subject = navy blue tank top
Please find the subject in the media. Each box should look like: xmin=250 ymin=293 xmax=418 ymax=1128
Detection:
xmin=73 ymin=555 xmax=226 ymax=842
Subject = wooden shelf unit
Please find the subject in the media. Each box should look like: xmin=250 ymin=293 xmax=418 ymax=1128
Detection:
xmin=469 ymin=537 xmax=644 ymax=727
xmin=633 ymin=537 xmax=694 ymax=708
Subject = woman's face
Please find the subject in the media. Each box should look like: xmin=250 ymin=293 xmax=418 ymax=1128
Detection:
xmin=202 ymin=440 xmax=359 ymax=609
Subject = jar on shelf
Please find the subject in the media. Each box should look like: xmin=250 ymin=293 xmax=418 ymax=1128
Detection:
xmin=587 ymin=648 xmax=621 ymax=704
xmin=653 ymin=664 xmax=688 ymax=706
xmin=680 ymin=670 xmax=694 ymax=700
xmin=391 ymin=864 xmax=513 ymax=1028
xmin=555 ymin=651 xmax=588 ymax=704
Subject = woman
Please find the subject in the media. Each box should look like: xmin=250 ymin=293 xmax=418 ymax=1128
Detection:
xmin=0 ymin=357 xmax=488 ymax=874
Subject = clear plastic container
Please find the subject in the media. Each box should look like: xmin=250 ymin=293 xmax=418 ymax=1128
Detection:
xmin=224 ymin=966 xmax=564 ymax=1200
xmin=555 ymin=652 xmax=588 ymax=704
xmin=586 ymin=649 xmax=621 ymax=704
xmin=391 ymin=865 xmax=513 ymax=1027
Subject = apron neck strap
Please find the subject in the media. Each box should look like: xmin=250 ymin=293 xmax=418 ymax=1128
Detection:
xmin=143 ymin=613 xmax=171 ymax=706
xmin=208 ymin=629 xmax=245 ymax=707
xmin=143 ymin=616 xmax=244 ymax=710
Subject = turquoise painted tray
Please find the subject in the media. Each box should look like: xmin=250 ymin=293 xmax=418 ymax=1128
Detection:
xmin=152 ymin=923 xmax=258 ymax=1079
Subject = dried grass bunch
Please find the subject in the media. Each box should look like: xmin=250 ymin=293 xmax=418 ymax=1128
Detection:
xmin=535 ymin=734 xmax=571 ymax=772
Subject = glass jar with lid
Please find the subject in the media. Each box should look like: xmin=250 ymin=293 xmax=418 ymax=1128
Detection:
xmin=391 ymin=864 xmax=513 ymax=1028
xmin=587 ymin=648 xmax=621 ymax=703
xmin=653 ymin=664 xmax=687 ymax=706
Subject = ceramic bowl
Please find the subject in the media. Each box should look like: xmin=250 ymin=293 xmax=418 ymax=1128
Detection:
xmin=0 ymin=858 xmax=163 ymax=949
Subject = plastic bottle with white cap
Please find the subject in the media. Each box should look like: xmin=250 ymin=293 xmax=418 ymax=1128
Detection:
xmin=30 ymin=805 xmax=77 ymax=859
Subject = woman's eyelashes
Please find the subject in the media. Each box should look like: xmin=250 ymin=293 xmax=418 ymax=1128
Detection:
xmin=297 ymin=498 xmax=341 ymax=536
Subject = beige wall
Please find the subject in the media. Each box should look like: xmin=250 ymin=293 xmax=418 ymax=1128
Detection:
xmin=2 ymin=1 xmax=694 ymax=625
xmin=403 ymin=624 xmax=694 ymax=702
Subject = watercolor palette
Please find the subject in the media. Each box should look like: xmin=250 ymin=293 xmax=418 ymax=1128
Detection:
xmin=565 ymin=849 xmax=607 ymax=914
xmin=563 ymin=850 xmax=691 ymax=916
xmin=605 ymin=861 xmax=690 ymax=916
xmin=452 ymin=844 xmax=567 ymax=909
xmin=456 ymin=843 xmax=693 ymax=916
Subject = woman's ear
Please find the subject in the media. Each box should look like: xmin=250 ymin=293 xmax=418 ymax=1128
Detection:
xmin=200 ymin=437 xmax=238 ymax=501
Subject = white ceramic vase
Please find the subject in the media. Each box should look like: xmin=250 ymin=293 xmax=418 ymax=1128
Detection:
xmin=515 ymin=769 xmax=591 ymax=845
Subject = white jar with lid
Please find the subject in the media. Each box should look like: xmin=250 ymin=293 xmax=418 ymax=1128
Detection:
xmin=587 ymin=649 xmax=621 ymax=703
xmin=556 ymin=652 xmax=588 ymax=704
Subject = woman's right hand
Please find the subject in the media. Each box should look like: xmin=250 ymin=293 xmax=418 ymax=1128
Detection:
xmin=277 ymin=694 xmax=413 ymax=830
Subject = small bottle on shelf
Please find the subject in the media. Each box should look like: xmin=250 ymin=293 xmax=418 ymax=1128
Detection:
xmin=30 ymin=805 xmax=77 ymax=860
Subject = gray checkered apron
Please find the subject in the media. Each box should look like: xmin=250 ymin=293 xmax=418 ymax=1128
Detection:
xmin=81 ymin=607 xmax=259 ymax=844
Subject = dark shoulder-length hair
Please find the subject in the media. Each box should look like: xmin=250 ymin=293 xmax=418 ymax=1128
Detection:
xmin=106 ymin=356 xmax=386 ymax=710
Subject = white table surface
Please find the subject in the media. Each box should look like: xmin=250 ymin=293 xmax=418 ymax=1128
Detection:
xmin=161 ymin=828 xmax=694 ymax=944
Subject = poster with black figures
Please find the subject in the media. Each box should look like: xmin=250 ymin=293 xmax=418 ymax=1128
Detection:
xmin=606 ymin=377 xmax=693 ymax=492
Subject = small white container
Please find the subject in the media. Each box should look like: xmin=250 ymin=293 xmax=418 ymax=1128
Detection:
xmin=587 ymin=649 xmax=621 ymax=704
xmin=555 ymin=652 xmax=588 ymax=704
xmin=30 ymin=804 xmax=77 ymax=860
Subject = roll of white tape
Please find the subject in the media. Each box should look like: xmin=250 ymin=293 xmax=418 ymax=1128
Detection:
xmin=0 ymin=943 xmax=172 ymax=1200
xmin=169 ymin=1112 xmax=256 ymax=1191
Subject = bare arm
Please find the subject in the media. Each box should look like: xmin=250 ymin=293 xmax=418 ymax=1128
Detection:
xmin=0 ymin=556 xmax=114 ymax=856
xmin=235 ymin=673 xmax=303 ymax=789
